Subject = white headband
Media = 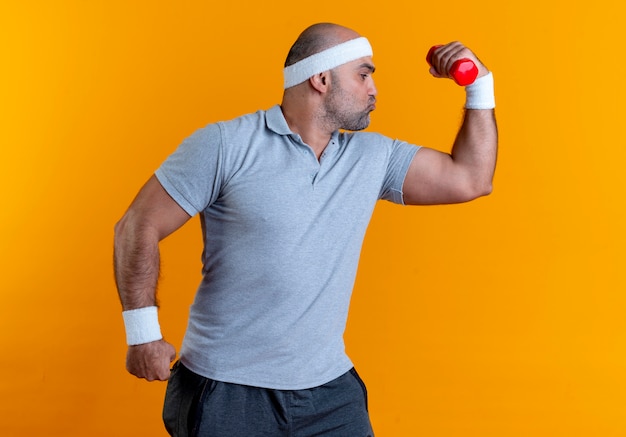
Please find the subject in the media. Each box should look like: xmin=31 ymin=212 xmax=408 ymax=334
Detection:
xmin=283 ymin=37 xmax=373 ymax=89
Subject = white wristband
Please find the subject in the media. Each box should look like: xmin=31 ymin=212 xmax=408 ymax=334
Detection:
xmin=465 ymin=72 xmax=495 ymax=110
xmin=122 ymin=306 xmax=163 ymax=346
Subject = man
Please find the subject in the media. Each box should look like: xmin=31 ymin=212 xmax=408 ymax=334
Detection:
xmin=114 ymin=22 xmax=497 ymax=436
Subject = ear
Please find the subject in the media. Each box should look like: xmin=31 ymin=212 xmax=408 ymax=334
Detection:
xmin=309 ymin=71 xmax=330 ymax=93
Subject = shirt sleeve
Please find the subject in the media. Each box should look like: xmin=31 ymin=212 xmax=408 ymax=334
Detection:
xmin=379 ymin=139 xmax=420 ymax=204
xmin=155 ymin=123 xmax=224 ymax=216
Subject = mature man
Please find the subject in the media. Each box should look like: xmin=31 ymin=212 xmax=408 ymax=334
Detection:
xmin=114 ymin=22 xmax=497 ymax=436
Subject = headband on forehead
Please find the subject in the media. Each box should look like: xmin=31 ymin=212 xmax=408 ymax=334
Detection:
xmin=283 ymin=37 xmax=373 ymax=89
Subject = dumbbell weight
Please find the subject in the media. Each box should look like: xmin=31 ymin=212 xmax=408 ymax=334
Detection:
xmin=426 ymin=45 xmax=478 ymax=86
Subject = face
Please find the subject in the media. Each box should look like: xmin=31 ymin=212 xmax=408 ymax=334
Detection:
xmin=323 ymin=57 xmax=377 ymax=131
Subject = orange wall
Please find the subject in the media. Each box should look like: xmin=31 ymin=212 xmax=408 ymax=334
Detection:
xmin=2 ymin=1 xmax=625 ymax=436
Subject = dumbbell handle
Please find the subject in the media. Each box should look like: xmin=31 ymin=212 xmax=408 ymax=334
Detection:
xmin=426 ymin=45 xmax=478 ymax=86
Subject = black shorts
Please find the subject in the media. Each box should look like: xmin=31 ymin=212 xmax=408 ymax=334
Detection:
xmin=163 ymin=361 xmax=374 ymax=437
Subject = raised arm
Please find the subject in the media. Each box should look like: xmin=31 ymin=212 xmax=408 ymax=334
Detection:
xmin=402 ymin=42 xmax=498 ymax=205
xmin=114 ymin=174 xmax=192 ymax=380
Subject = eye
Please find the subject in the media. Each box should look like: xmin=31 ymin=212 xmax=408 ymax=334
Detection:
xmin=360 ymin=73 xmax=369 ymax=80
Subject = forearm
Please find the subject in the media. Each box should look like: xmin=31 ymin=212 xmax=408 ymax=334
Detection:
xmin=115 ymin=226 xmax=175 ymax=381
xmin=450 ymin=108 xmax=498 ymax=196
xmin=113 ymin=215 xmax=161 ymax=311
xmin=112 ymin=176 xmax=188 ymax=379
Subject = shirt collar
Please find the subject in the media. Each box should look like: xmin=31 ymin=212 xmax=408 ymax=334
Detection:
xmin=266 ymin=105 xmax=293 ymax=136
xmin=265 ymin=104 xmax=341 ymax=148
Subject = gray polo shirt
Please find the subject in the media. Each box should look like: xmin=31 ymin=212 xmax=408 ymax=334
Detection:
xmin=155 ymin=105 xmax=419 ymax=389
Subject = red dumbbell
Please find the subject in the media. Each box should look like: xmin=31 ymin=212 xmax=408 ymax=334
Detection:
xmin=426 ymin=45 xmax=478 ymax=86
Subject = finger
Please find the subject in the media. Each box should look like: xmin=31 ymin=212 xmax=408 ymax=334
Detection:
xmin=431 ymin=46 xmax=445 ymax=76
xmin=157 ymin=369 xmax=170 ymax=381
xmin=436 ymin=42 xmax=468 ymax=78
xmin=139 ymin=361 xmax=169 ymax=381
xmin=438 ymin=42 xmax=464 ymax=78
xmin=429 ymin=66 xmax=442 ymax=78
xmin=168 ymin=344 xmax=177 ymax=362
xmin=430 ymin=44 xmax=447 ymax=76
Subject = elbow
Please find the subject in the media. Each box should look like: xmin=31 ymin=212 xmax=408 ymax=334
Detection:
xmin=473 ymin=180 xmax=493 ymax=199
xmin=478 ymin=181 xmax=493 ymax=197
xmin=114 ymin=211 xmax=161 ymax=249
xmin=114 ymin=214 xmax=128 ymax=241
xmin=114 ymin=213 xmax=140 ymax=249
xmin=113 ymin=217 xmax=123 ymax=237
xmin=113 ymin=216 xmax=128 ymax=253
xmin=456 ymin=166 xmax=495 ymax=202
xmin=461 ymin=180 xmax=493 ymax=202
xmin=468 ymin=167 xmax=495 ymax=199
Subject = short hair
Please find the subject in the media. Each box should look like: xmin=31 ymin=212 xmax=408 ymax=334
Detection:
xmin=284 ymin=23 xmax=341 ymax=68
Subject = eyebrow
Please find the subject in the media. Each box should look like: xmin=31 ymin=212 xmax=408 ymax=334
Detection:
xmin=358 ymin=63 xmax=376 ymax=73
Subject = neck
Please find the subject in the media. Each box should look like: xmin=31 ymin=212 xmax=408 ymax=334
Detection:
xmin=281 ymin=96 xmax=335 ymax=160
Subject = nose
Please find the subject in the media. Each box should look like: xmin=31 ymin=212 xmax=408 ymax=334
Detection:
xmin=368 ymin=78 xmax=377 ymax=97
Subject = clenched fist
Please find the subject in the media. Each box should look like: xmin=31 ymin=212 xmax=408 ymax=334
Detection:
xmin=126 ymin=339 xmax=177 ymax=381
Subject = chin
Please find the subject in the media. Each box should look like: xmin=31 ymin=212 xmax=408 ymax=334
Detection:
xmin=339 ymin=113 xmax=371 ymax=132
xmin=355 ymin=116 xmax=371 ymax=131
